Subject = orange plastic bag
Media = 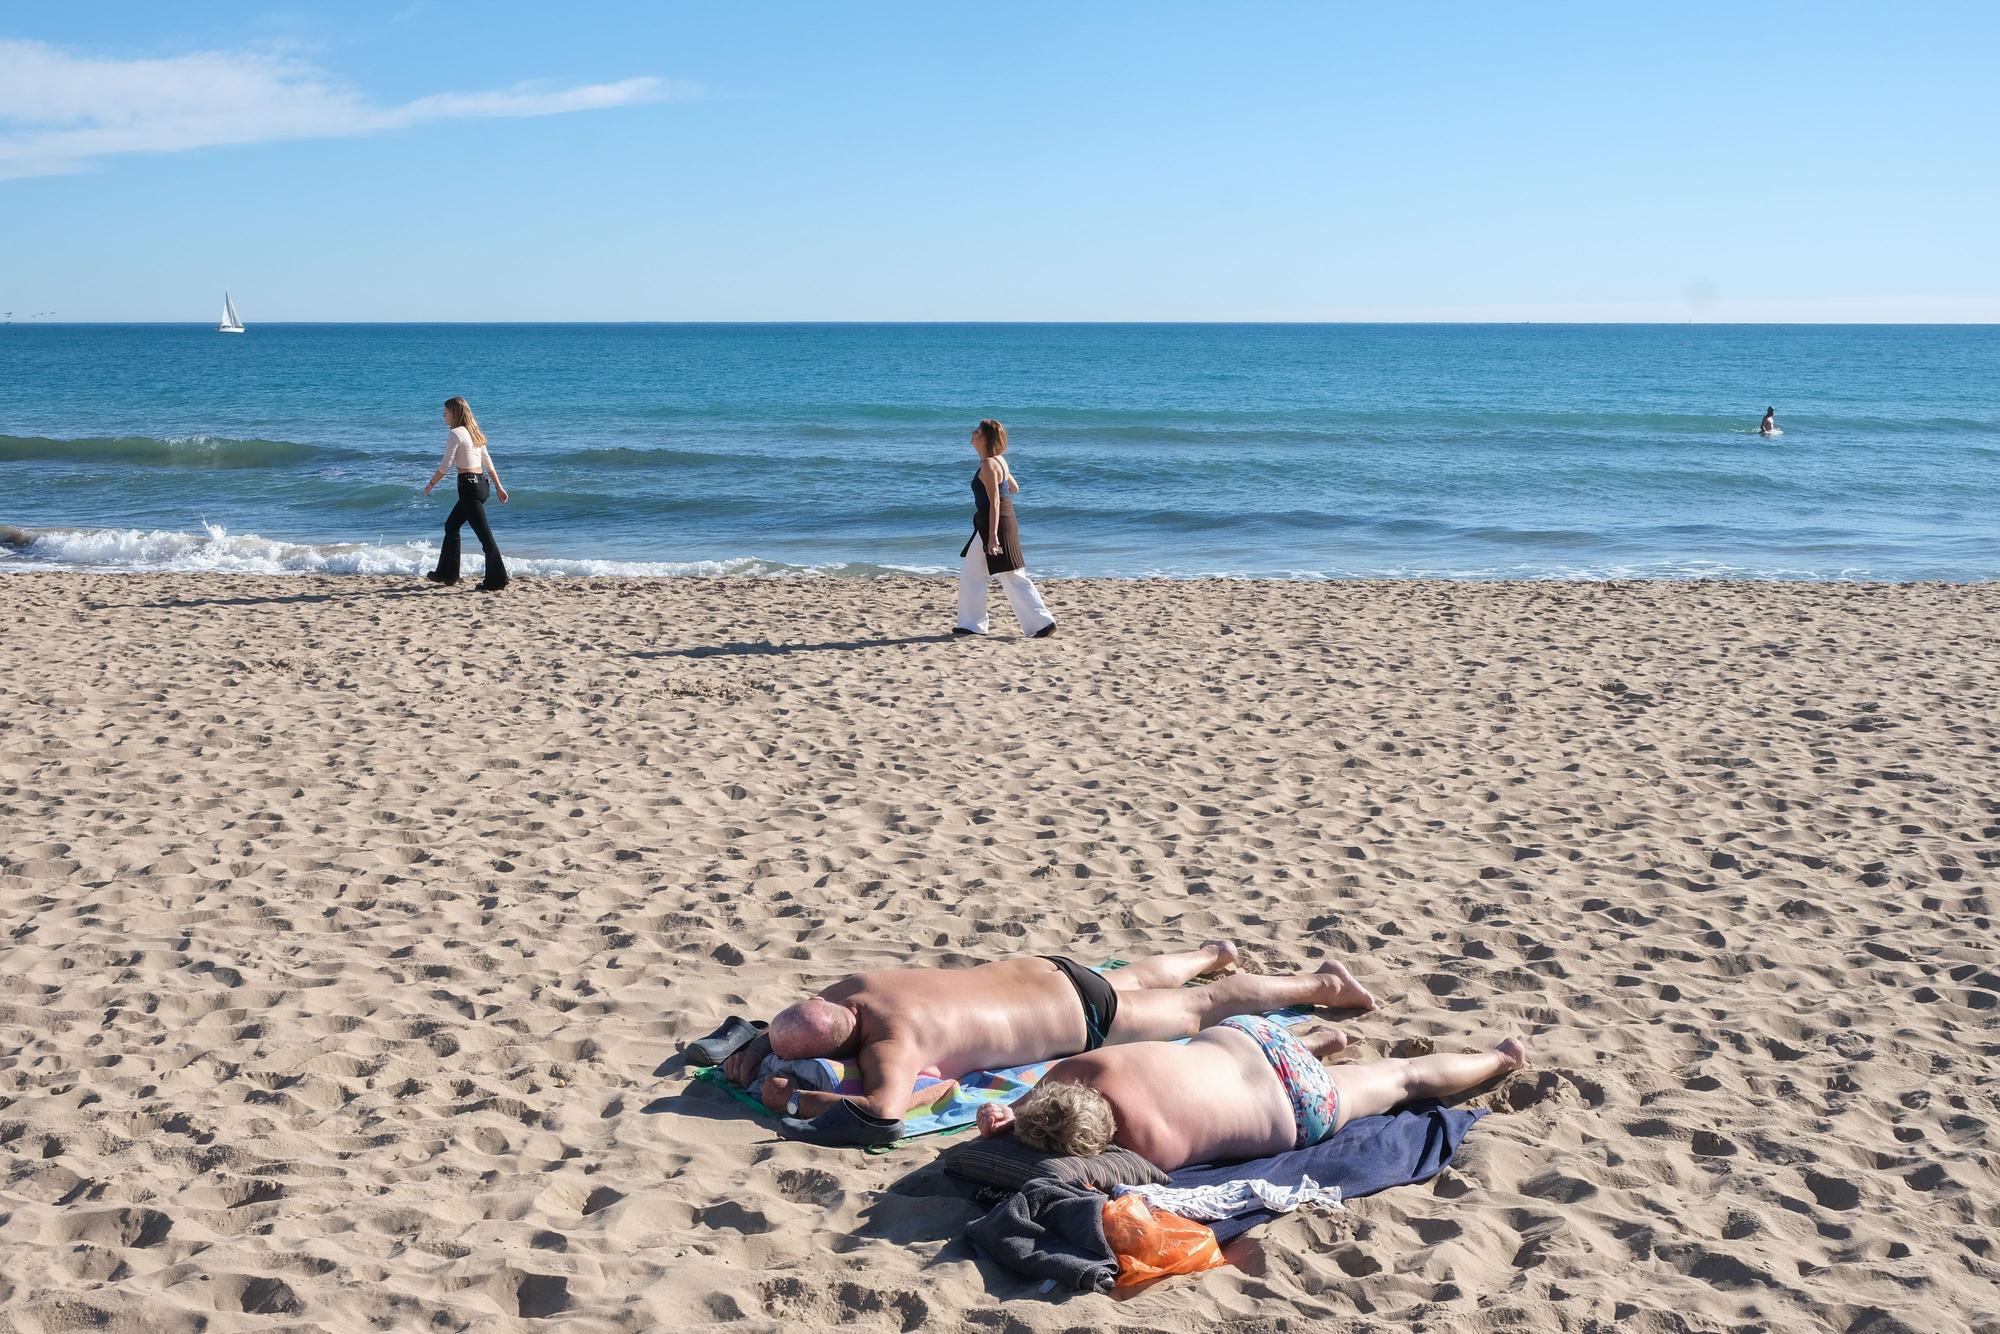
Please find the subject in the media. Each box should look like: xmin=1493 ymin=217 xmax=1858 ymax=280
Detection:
xmin=1101 ymin=1194 xmax=1225 ymax=1287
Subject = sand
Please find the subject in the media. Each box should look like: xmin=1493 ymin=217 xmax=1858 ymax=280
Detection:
xmin=0 ymin=572 xmax=1995 ymax=1333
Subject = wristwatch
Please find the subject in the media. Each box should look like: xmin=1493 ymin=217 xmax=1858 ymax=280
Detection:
xmin=786 ymin=1091 xmax=802 ymax=1117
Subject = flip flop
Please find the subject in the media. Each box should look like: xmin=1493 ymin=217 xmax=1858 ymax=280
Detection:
xmin=684 ymin=1016 xmax=766 ymax=1067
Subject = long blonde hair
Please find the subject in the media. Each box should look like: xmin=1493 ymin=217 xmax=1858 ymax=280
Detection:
xmin=444 ymin=396 xmax=487 ymax=447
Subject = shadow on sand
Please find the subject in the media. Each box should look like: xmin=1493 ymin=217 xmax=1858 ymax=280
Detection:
xmin=635 ymin=633 xmax=956 ymax=660
xmin=122 ymin=585 xmax=447 ymax=611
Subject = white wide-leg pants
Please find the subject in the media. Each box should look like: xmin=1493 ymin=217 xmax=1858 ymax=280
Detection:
xmin=956 ymin=540 xmax=1054 ymax=636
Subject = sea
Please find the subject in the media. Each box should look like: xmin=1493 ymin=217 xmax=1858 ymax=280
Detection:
xmin=3 ymin=323 xmax=1995 ymax=581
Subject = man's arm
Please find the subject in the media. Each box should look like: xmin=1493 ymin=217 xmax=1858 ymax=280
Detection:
xmin=775 ymin=1037 xmax=925 ymax=1121
xmin=772 ymin=1037 xmax=933 ymax=1147
xmin=722 ymin=1032 xmax=773 ymax=1087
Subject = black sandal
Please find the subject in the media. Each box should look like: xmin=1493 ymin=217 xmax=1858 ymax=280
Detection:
xmin=684 ymin=1016 xmax=766 ymax=1067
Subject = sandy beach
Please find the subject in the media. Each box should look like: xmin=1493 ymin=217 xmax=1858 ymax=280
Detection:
xmin=1 ymin=571 xmax=1995 ymax=1333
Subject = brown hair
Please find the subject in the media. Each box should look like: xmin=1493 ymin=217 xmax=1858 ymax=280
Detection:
xmin=974 ymin=418 xmax=1008 ymax=457
xmin=444 ymin=396 xmax=488 ymax=447
xmin=1013 ymin=1080 xmax=1117 ymax=1157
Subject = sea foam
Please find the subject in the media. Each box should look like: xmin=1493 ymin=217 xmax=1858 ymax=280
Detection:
xmin=0 ymin=522 xmax=940 ymax=580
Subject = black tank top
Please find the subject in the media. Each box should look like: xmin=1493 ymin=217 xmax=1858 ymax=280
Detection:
xmin=966 ymin=469 xmax=1025 ymax=574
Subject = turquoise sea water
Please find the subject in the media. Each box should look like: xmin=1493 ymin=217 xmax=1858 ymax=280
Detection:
xmin=3 ymin=323 xmax=1995 ymax=579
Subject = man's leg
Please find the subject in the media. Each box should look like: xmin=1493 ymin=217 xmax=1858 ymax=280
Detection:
xmin=1107 ymin=961 xmax=1377 ymax=1043
xmin=1105 ymin=940 xmax=1239 ymax=992
xmin=1325 ymin=1037 xmax=1525 ymax=1133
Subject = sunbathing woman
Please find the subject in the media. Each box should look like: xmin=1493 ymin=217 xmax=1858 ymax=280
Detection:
xmin=978 ymin=1020 xmax=1526 ymax=1170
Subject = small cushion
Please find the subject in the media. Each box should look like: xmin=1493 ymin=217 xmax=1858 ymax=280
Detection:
xmin=941 ymin=1134 xmax=1168 ymax=1191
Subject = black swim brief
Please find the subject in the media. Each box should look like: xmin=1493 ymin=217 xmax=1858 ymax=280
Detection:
xmin=1044 ymin=955 xmax=1119 ymax=1051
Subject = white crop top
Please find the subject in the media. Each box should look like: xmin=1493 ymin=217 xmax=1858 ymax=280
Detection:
xmin=441 ymin=425 xmax=488 ymax=474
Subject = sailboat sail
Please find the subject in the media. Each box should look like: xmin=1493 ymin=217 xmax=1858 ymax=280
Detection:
xmin=219 ymin=291 xmax=244 ymax=333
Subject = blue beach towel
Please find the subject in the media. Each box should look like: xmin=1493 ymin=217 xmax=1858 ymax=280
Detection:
xmin=1170 ymin=1101 xmax=1485 ymax=1244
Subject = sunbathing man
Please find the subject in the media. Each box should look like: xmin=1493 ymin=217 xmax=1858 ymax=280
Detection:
xmin=722 ymin=943 xmax=1376 ymax=1145
xmin=976 ymin=1017 xmax=1526 ymax=1170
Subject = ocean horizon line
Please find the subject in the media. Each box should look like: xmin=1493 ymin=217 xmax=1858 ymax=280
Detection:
xmin=8 ymin=319 xmax=2000 ymax=329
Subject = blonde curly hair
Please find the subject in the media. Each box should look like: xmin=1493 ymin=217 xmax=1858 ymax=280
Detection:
xmin=1012 ymin=1080 xmax=1117 ymax=1157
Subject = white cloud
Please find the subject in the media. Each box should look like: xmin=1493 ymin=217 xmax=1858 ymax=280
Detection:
xmin=0 ymin=39 xmax=682 ymax=179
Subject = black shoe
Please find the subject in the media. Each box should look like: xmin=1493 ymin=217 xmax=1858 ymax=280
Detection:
xmin=424 ymin=571 xmax=458 ymax=585
xmin=952 ymin=627 xmax=985 ymax=636
xmin=684 ymin=1016 xmax=767 ymax=1067
xmin=476 ymin=581 xmax=508 ymax=592
xmin=1032 ymin=623 xmax=1057 ymax=639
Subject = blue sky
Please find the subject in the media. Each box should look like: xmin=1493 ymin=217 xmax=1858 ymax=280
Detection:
xmin=3 ymin=2 xmax=1996 ymax=321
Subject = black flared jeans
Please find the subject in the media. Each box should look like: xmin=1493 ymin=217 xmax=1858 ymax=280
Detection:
xmin=434 ymin=474 xmax=508 ymax=587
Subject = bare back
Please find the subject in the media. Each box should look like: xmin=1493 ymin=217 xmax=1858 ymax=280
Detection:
xmin=1044 ymin=1027 xmax=1294 ymax=1171
xmin=830 ymin=957 xmax=1088 ymax=1078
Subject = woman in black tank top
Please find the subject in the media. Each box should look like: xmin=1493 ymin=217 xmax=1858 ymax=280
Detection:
xmin=954 ymin=419 xmax=1056 ymax=638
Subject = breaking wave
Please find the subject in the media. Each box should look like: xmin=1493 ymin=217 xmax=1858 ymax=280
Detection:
xmin=0 ymin=523 xmax=941 ymax=579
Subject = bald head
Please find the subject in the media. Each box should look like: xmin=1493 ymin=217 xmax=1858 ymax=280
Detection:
xmin=769 ymin=997 xmax=858 ymax=1059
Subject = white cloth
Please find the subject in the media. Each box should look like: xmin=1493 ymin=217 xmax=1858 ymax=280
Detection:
xmin=441 ymin=425 xmax=488 ymax=475
xmin=956 ymin=538 xmax=1054 ymax=636
xmin=1110 ymin=1176 xmax=1343 ymax=1222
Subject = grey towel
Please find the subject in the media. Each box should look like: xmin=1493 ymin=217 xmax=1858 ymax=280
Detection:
xmin=964 ymin=1177 xmax=1116 ymax=1294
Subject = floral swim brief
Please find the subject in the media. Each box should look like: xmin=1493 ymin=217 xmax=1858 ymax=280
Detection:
xmin=1220 ymin=1015 xmax=1339 ymax=1148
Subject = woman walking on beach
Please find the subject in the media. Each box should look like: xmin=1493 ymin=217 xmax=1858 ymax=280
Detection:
xmin=424 ymin=396 xmax=510 ymax=591
xmin=956 ymin=418 xmax=1055 ymax=638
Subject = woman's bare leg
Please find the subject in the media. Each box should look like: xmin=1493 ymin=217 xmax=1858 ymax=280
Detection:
xmin=1325 ymin=1037 xmax=1526 ymax=1132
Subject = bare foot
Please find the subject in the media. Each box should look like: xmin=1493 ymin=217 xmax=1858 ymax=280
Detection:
xmin=1303 ymin=1025 xmax=1349 ymax=1059
xmin=1200 ymin=939 xmax=1240 ymax=975
xmin=1313 ymin=960 xmax=1377 ymax=1011
xmin=1496 ymin=1037 xmax=1528 ymax=1073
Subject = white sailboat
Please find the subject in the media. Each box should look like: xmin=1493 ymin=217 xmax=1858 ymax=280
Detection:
xmin=218 ymin=291 xmax=244 ymax=334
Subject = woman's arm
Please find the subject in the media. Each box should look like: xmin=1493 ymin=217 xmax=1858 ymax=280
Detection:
xmin=424 ymin=433 xmax=455 ymax=496
xmin=426 ymin=434 xmax=460 ymax=496
xmin=976 ymin=1102 xmax=1016 ymax=1138
xmin=485 ymin=450 xmax=508 ymax=503
xmin=981 ymin=459 xmax=1003 ymax=556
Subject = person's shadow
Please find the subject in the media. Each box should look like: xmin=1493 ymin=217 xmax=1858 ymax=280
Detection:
xmin=635 ymin=633 xmax=954 ymax=660
xmin=117 ymin=586 xmax=438 ymax=611
xmin=638 ymin=1051 xmax=766 ymax=1125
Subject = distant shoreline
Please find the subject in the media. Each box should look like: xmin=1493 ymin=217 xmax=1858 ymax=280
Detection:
xmin=8 ymin=320 xmax=2000 ymax=328
xmin=5 ymin=567 xmax=1993 ymax=590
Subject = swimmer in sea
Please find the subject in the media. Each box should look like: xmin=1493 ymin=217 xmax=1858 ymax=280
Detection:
xmin=1759 ymin=407 xmax=1779 ymax=437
